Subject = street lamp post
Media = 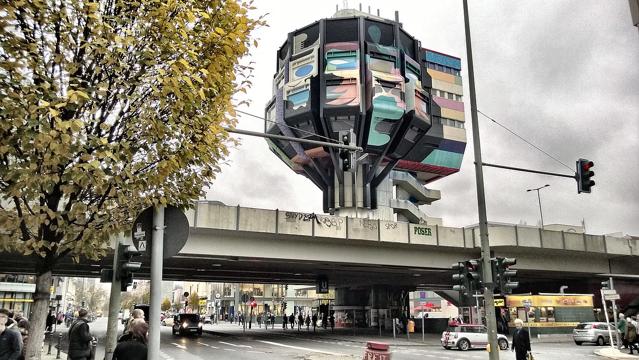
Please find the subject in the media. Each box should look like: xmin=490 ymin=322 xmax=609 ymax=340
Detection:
xmin=526 ymin=184 xmax=550 ymax=229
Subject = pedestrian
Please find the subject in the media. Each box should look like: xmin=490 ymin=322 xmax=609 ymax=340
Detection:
xmin=512 ymin=318 xmax=531 ymax=360
xmin=46 ymin=311 xmax=55 ymax=332
xmin=113 ymin=318 xmax=148 ymax=360
xmin=120 ymin=308 xmax=145 ymax=342
xmin=619 ymin=313 xmax=628 ymax=349
xmin=67 ymin=309 xmax=94 ymax=360
xmin=305 ymin=314 xmax=311 ymax=331
xmin=289 ymin=314 xmax=295 ymax=331
xmin=257 ymin=314 xmax=262 ymax=328
xmin=14 ymin=314 xmax=28 ymax=360
xmin=298 ymin=313 xmax=303 ymax=331
xmin=627 ymin=317 xmax=638 ymax=355
xmin=0 ymin=308 xmax=22 ymax=360
xmin=270 ymin=313 xmax=275 ymax=329
xmin=312 ymin=313 xmax=318 ymax=332
xmin=282 ymin=313 xmax=288 ymax=329
xmin=329 ymin=313 xmax=335 ymax=332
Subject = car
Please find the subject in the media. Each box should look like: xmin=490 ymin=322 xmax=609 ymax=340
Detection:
xmin=573 ymin=322 xmax=618 ymax=346
xmin=441 ymin=324 xmax=509 ymax=351
xmin=172 ymin=314 xmax=203 ymax=336
xmin=162 ymin=316 xmax=174 ymax=327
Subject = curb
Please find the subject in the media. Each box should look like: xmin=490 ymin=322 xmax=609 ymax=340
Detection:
xmin=594 ymin=348 xmax=639 ymax=359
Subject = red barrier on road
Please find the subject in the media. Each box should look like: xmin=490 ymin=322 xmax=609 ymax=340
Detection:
xmin=363 ymin=341 xmax=390 ymax=360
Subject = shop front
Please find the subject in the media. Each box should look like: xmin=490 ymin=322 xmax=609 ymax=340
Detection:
xmin=506 ymin=294 xmax=596 ymax=334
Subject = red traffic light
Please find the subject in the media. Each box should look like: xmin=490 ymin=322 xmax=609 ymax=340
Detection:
xmin=582 ymin=160 xmax=594 ymax=172
xmin=250 ymin=300 xmax=257 ymax=308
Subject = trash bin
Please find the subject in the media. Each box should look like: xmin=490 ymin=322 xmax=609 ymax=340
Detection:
xmin=363 ymin=341 xmax=391 ymax=360
xmin=408 ymin=320 xmax=415 ymax=333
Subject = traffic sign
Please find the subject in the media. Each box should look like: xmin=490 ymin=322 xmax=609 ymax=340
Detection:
xmin=241 ymin=293 xmax=249 ymax=303
xmin=604 ymin=294 xmax=621 ymax=301
xmin=215 ymin=293 xmax=221 ymax=299
xmin=602 ymin=289 xmax=617 ymax=295
xmin=131 ymin=205 xmax=189 ymax=259
xmin=494 ymin=299 xmax=505 ymax=307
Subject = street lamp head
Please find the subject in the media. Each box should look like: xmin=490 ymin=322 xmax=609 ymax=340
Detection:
xmin=526 ymin=189 xmax=532 ymax=192
xmin=544 ymin=184 xmax=550 ymax=187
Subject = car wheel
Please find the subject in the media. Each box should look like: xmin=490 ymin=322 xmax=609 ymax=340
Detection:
xmin=458 ymin=339 xmax=470 ymax=351
xmin=498 ymin=338 xmax=509 ymax=350
xmin=443 ymin=346 xmax=451 ymax=350
xmin=597 ymin=336 xmax=605 ymax=346
xmin=574 ymin=341 xmax=583 ymax=345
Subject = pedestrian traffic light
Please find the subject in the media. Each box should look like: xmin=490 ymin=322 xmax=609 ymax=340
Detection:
xmin=576 ymin=158 xmax=595 ymax=193
xmin=601 ymin=280 xmax=610 ymax=290
xmin=494 ymin=257 xmax=518 ymax=295
xmin=282 ymin=301 xmax=287 ymax=311
xmin=117 ymin=244 xmax=141 ymax=292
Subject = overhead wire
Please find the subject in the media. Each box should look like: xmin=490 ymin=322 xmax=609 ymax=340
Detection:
xmin=477 ymin=109 xmax=575 ymax=173
xmin=235 ymin=109 xmax=340 ymax=144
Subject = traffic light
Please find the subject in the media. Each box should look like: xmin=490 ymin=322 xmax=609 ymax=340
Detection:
xmin=339 ymin=130 xmax=356 ymax=172
xmin=576 ymin=158 xmax=595 ymax=193
xmin=494 ymin=257 xmax=519 ymax=295
xmin=282 ymin=301 xmax=287 ymax=311
xmin=465 ymin=259 xmax=483 ymax=292
xmin=452 ymin=262 xmax=472 ymax=306
xmin=117 ymin=244 xmax=141 ymax=292
xmin=601 ymin=280 xmax=610 ymax=290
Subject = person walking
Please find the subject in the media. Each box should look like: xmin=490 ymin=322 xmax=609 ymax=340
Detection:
xmin=120 ymin=308 xmax=145 ymax=342
xmin=329 ymin=313 xmax=335 ymax=332
xmin=305 ymin=314 xmax=311 ymax=331
xmin=113 ymin=319 xmax=148 ymax=360
xmin=282 ymin=313 xmax=288 ymax=330
xmin=512 ymin=318 xmax=531 ymax=360
xmin=289 ymin=313 xmax=295 ymax=331
xmin=312 ymin=313 xmax=318 ymax=333
xmin=619 ymin=313 xmax=628 ymax=349
xmin=0 ymin=308 xmax=22 ymax=360
xmin=257 ymin=314 xmax=262 ymax=328
xmin=298 ymin=313 xmax=303 ymax=331
xmin=67 ymin=309 xmax=94 ymax=360
xmin=627 ymin=317 xmax=638 ymax=355
xmin=270 ymin=313 xmax=275 ymax=329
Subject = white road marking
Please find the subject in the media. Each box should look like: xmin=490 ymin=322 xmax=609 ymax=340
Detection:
xmin=223 ymin=348 xmax=237 ymax=352
xmin=219 ymin=341 xmax=252 ymax=348
xmin=171 ymin=343 xmax=187 ymax=350
xmin=198 ymin=341 xmax=219 ymax=349
xmin=257 ymin=340 xmax=345 ymax=356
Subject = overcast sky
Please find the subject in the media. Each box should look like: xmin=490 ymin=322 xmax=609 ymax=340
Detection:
xmin=206 ymin=0 xmax=639 ymax=236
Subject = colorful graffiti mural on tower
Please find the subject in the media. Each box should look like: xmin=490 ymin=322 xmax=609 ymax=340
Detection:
xmin=265 ymin=10 xmax=467 ymax=215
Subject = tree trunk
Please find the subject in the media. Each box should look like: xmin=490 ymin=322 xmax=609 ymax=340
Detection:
xmin=26 ymin=262 xmax=53 ymax=360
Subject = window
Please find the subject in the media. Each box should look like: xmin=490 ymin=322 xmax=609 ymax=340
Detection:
xmin=447 ymin=92 xmax=454 ymax=100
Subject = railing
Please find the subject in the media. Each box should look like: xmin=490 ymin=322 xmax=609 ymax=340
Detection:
xmin=187 ymin=202 xmax=638 ymax=256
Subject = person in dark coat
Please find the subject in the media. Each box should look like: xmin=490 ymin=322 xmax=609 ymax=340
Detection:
xmin=305 ymin=314 xmax=311 ymax=331
xmin=67 ymin=309 xmax=93 ymax=360
xmin=289 ymin=314 xmax=295 ymax=331
xmin=312 ymin=313 xmax=318 ymax=332
xmin=297 ymin=314 xmax=303 ymax=331
xmin=282 ymin=313 xmax=288 ymax=329
xmin=113 ymin=318 xmax=147 ymax=360
xmin=0 ymin=308 xmax=22 ymax=360
xmin=512 ymin=318 xmax=531 ymax=360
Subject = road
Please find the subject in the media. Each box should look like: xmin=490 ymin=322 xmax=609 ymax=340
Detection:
xmin=58 ymin=318 xmax=620 ymax=359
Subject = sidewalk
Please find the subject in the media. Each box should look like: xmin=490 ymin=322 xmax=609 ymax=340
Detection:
xmin=595 ymin=347 xmax=639 ymax=359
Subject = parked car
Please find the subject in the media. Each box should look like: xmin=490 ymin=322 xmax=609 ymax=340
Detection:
xmin=441 ymin=324 xmax=509 ymax=351
xmin=573 ymin=322 xmax=618 ymax=346
xmin=172 ymin=313 xmax=203 ymax=336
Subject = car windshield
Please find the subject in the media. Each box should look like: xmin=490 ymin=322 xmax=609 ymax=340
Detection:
xmin=576 ymin=323 xmax=593 ymax=329
xmin=445 ymin=327 xmax=459 ymax=332
xmin=180 ymin=314 xmax=200 ymax=322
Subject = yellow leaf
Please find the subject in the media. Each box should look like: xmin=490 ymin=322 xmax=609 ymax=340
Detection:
xmin=178 ymin=59 xmax=189 ymax=68
xmin=76 ymin=91 xmax=90 ymax=99
xmin=49 ymin=108 xmax=60 ymax=117
xmin=253 ymin=39 xmax=258 ymax=48
xmin=198 ymin=88 xmax=205 ymax=100
xmin=40 ymin=100 xmax=50 ymax=107
xmin=54 ymin=102 xmax=67 ymax=108
xmin=70 ymin=120 xmax=83 ymax=132
xmin=215 ymin=27 xmax=226 ymax=35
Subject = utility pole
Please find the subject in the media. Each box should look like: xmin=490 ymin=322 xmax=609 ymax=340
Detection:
xmin=148 ymin=206 xmax=165 ymax=360
xmin=104 ymin=236 xmax=122 ymax=360
xmin=462 ymin=0 xmax=499 ymax=358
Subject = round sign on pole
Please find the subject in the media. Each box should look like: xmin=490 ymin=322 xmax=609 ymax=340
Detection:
xmin=215 ymin=293 xmax=221 ymax=299
xmin=132 ymin=205 xmax=189 ymax=259
xmin=241 ymin=293 xmax=249 ymax=304
xmin=183 ymin=292 xmax=189 ymax=298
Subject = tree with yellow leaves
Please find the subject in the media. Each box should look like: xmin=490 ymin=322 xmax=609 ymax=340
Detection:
xmin=0 ymin=1 xmax=264 ymax=358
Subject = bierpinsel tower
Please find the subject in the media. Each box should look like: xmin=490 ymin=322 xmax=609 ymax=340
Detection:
xmin=265 ymin=7 xmax=467 ymax=223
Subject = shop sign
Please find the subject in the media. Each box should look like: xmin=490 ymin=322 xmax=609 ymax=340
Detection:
xmin=507 ymin=295 xmax=593 ymax=307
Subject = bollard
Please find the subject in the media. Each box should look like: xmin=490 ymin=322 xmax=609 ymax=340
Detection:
xmin=47 ymin=332 xmax=52 ymax=355
xmin=56 ymin=332 xmax=62 ymax=359
xmin=392 ymin=318 xmax=396 ymax=339
xmin=363 ymin=341 xmax=391 ymax=360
